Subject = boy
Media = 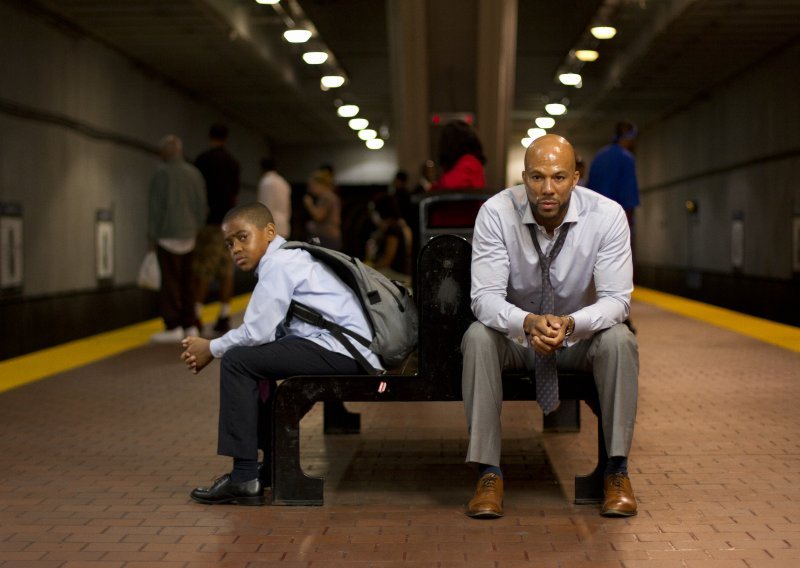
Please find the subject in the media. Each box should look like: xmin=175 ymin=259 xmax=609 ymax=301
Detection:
xmin=181 ymin=202 xmax=380 ymax=505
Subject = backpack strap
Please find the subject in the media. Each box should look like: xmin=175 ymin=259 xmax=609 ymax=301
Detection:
xmin=287 ymin=301 xmax=383 ymax=376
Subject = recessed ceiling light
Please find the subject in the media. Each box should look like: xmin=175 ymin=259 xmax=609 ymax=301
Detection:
xmin=535 ymin=117 xmax=555 ymax=129
xmin=337 ymin=104 xmax=359 ymax=117
xmin=527 ymin=128 xmax=547 ymax=139
xmin=302 ymin=51 xmax=328 ymax=65
xmin=558 ymin=73 xmax=582 ymax=86
xmin=283 ymin=29 xmax=312 ymax=43
xmin=575 ymin=49 xmax=599 ymax=62
xmin=255 ymin=0 xmax=279 ymax=4
xmin=521 ymin=137 xmax=532 ymax=148
xmin=321 ymin=75 xmax=345 ymax=89
xmin=348 ymin=118 xmax=369 ymax=130
xmin=590 ymin=26 xmax=616 ymax=40
xmin=545 ymin=103 xmax=567 ymax=116
xmin=366 ymin=139 xmax=384 ymax=150
xmin=358 ymin=129 xmax=377 ymax=141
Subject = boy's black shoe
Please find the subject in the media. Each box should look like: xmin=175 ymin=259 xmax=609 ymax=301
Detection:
xmin=190 ymin=474 xmax=265 ymax=505
xmin=213 ymin=317 xmax=231 ymax=333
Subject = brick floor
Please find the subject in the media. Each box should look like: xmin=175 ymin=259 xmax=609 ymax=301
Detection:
xmin=1 ymin=301 xmax=799 ymax=567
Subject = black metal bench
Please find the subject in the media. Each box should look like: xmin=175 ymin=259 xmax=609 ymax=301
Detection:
xmin=270 ymin=234 xmax=607 ymax=505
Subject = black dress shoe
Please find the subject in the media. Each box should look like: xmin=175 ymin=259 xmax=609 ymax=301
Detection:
xmin=190 ymin=474 xmax=265 ymax=506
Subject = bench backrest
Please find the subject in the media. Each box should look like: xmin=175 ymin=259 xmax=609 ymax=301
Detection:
xmin=415 ymin=234 xmax=475 ymax=400
xmin=417 ymin=192 xmax=491 ymax=244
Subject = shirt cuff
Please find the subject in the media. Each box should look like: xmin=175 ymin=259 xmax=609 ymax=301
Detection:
xmin=570 ymin=310 xmax=591 ymax=340
xmin=507 ymin=308 xmax=530 ymax=348
xmin=209 ymin=337 xmax=225 ymax=359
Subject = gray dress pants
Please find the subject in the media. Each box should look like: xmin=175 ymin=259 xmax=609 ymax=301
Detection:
xmin=461 ymin=321 xmax=638 ymax=467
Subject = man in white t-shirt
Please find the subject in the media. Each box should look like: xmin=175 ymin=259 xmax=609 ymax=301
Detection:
xmin=256 ymin=157 xmax=292 ymax=238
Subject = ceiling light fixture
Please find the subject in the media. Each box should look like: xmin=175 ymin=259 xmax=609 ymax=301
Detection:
xmin=590 ymin=26 xmax=616 ymax=40
xmin=321 ymin=75 xmax=345 ymax=89
xmin=302 ymin=51 xmax=328 ymax=65
xmin=255 ymin=0 xmax=280 ymax=4
xmin=337 ymin=104 xmax=359 ymax=117
xmin=535 ymin=117 xmax=555 ymax=129
xmin=527 ymin=128 xmax=547 ymax=140
xmin=348 ymin=118 xmax=368 ymax=130
xmin=558 ymin=72 xmax=582 ymax=87
xmin=366 ymin=139 xmax=384 ymax=150
xmin=521 ymin=137 xmax=533 ymax=148
xmin=358 ymin=129 xmax=377 ymax=141
xmin=283 ymin=29 xmax=312 ymax=43
xmin=545 ymin=103 xmax=567 ymax=116
xmin=575 ymin=49 xmax=599 ymax=62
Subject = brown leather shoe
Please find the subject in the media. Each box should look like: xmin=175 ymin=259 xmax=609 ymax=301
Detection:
xmin=601 ymin=473 xmax=637 ymax=517
xmin=466 ymin=473 xmax=504 ymax=518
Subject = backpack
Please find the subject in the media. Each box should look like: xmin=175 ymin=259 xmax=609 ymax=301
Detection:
xmin=281 ymin=241 xmax=418 ymax=375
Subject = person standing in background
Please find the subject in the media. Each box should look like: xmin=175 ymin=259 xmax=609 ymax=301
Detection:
xmin=587 ymin=121 xmax=640 ymax=232
xmin=426 ymin=120 xmax=488 ymax=227
xmin=429 ymin=120 xmax=486 ymax=191
xmin=193 ymin=124 xmax=240 ymax=334
xmin=576 ymin=155 xmax=587 ymax=187
xmin=365 ymin=193 xmax=413 ymax=287
xmin=303 ymin=169 xmax=342 ymax=251
xmin=148 ymin=135 xmax=207 ymax=342
xmin=256 ymin=157 xmax=292 ymax=239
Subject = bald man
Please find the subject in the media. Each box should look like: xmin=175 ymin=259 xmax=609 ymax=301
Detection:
xmin=462 ymin=134 xmax=639 ymax=518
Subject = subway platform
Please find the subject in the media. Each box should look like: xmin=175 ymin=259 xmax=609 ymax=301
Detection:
xmin=0 ymin=290 xmax=799 ymax=567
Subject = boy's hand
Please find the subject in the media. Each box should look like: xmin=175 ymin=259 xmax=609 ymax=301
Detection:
xmin=181 ymin=336 xmax=213 ymax=374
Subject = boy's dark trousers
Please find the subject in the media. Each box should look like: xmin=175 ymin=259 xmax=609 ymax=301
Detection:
xmin=217 ymin=338 xmax=363 ymax=460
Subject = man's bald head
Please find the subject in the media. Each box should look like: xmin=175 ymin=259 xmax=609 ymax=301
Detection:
xmin=159 ymin=135 xmax=183 ymax=161
xmin=521 ymin=133 xmax=580 ymax=234
xmin=523 ymin=134 xmax=577 ymax=173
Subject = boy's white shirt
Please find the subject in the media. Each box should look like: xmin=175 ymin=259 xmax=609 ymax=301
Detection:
xmin=209 ymin=236 xmax=382 ymax=370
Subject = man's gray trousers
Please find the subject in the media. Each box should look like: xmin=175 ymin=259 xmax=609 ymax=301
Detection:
xmin=461 ymin=321 xmax=638 ymax=467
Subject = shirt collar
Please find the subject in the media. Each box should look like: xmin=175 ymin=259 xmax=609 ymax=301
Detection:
xmin=256 ymin=235 xmax=287 ymax=273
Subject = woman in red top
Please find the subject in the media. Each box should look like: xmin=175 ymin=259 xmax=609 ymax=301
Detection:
xmin=428 ymin=120 xmax=487 ymax=226
xmin=431 ymin=120 xmax=486 ymax=190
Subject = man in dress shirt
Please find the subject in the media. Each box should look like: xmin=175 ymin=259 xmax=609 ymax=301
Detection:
xmin=180 ymin=202 xmax=379 ymax=505
xmin=462 ymin=134 xmax=639 ymax=518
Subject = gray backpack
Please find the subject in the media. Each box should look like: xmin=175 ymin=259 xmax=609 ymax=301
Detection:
xmin=281 ymin=241 xmax=417 ymax=374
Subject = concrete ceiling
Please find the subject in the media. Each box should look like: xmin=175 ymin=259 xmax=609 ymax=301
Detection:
xmin=18 ymin=0 xmax=800 ymax=154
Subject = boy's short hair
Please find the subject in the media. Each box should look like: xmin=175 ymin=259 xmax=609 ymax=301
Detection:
xmin=223 ymin=202 xmax=274 ymax=229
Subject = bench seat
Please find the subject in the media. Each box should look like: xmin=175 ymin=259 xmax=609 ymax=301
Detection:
xmin=270 ymin=235 xmax=606 ymax=506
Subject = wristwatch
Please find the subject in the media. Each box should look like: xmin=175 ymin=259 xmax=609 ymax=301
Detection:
xmin=563 ymin=315 xmax=575 ymax=338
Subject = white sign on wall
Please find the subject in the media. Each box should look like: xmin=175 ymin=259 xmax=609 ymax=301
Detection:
xmin=793 ymin=216 xmax=800 ymax=273
xmin=96 ymin=209 xmax=114 ymax=281
xmin=0 ymin=209 xmax=24 ymax=289
xmin=730 ymin=215 xmax=744 ymax=269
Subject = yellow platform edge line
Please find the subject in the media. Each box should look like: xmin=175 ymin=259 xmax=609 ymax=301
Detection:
xmin=0 ymin=294 xmax=251 ymax=395
xmin=633 ymin=286 xmax=800 ymax=353
xmin=2 ymin=289 xmax=797 ymax=395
